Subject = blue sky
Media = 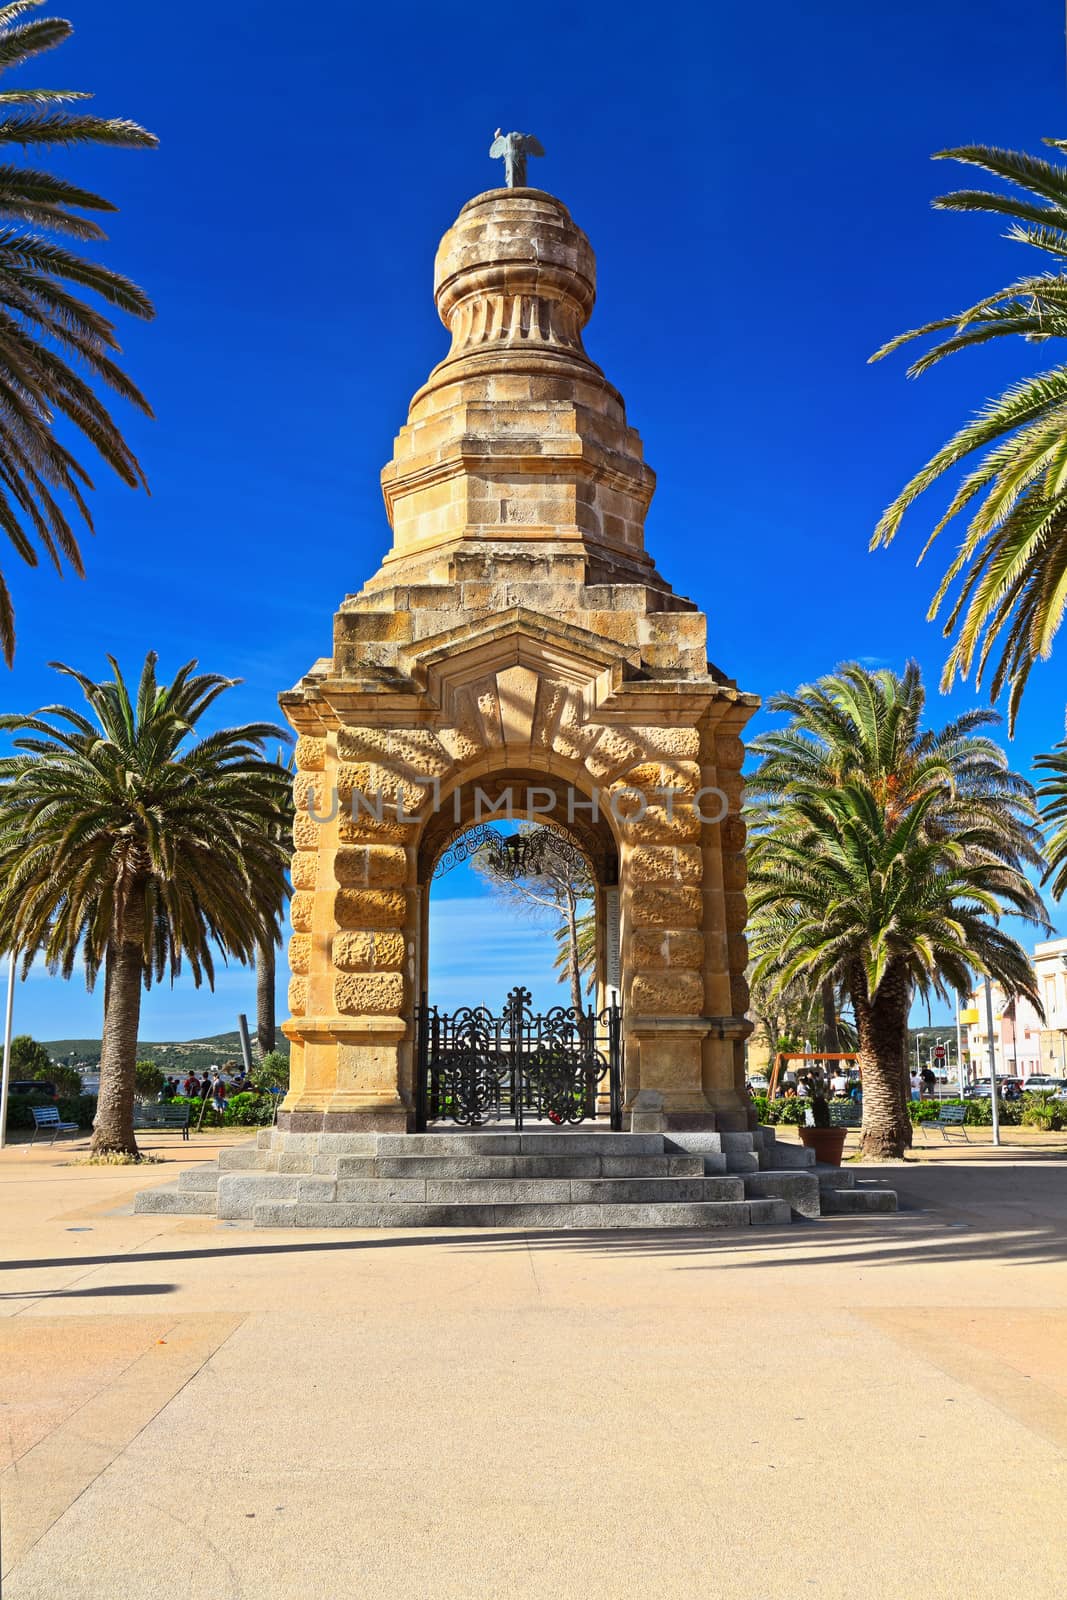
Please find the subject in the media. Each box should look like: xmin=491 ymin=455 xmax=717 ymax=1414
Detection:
xmin=3 ymin=0 xmax=1066 ymax=1039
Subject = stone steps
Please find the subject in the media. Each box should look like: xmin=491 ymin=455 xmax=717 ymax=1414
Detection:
xmin=251 ymin=1198 xmax=792 ymax=1230
xmin=133 ymin=1129 xmax=899 ymax=1228
xmin=134 ymin=1183 xmax=218 ymax=1215
xmin=332 ymin=1153 xmax=706 ymax=1180
xmin=741 ymin=1170 xmax=821 ymax=1220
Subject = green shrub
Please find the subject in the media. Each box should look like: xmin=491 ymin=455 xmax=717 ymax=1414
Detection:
xmin=134 ymin=1060 xmax=164 ymax=1098
xmin=908 ymin=1097 xmax=947 ymax=1123
xmin=774 ymin=1097 xmax=806 ymax=1125
xmin=252 ymin=1051 xmax=289 ymax=1093
xmin=9 ymin=1034 xmax=52 ymax=1078
xmin=225 ymin=1090 xmax=274 ymax=1126
xmin=4 ymin=1092 xmax=96 ymax=1131
xmin=163 ymin=1090 xmax=272 ymax=1128
xmin=963 ymin=1096 xmax=1021 ymax=1126
xmin=751 ymin=1093 xmax=769 ymax=1123
xmin=1020 ymin=1092 xmax=1066 ymax=1131
xmin=50 ymin=1064 xmax=84 ymax=1097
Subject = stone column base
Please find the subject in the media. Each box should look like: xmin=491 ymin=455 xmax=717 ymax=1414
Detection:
xmin=276 ymin=1107 xmax=413 ymax=1134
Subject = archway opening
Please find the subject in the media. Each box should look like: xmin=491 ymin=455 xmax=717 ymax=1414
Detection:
xmin=415 ymin=776 xmax=621 ymax=1130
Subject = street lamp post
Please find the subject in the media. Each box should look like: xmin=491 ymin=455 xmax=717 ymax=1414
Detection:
xmin=0 ymin=949 xmax=15 ymax=1152
xmin=983 ymin=975 xmax=1001 ymax=1148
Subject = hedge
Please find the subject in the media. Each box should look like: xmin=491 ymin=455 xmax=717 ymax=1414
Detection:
xmin=163 ymin=1093 xmax=274 ymax=1128
xmin=755 ymin=1091 xmax=1061 ymax=1131
xmin=4 ymin=1093 xmax=97 ymax=1132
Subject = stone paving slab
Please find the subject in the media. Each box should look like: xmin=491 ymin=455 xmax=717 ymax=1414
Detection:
xmin=1 ymin=1139 xmax=1066 ymax=1598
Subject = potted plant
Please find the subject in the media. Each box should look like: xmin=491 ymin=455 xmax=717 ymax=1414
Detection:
xmin=798 ymin=1093 xmax=848 ymax=1166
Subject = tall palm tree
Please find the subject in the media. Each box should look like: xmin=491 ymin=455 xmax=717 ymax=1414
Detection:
xmin=749 ymin=784 xmax=1045 ymax=1157
xmin=552 ymin=906 xmax=596 ymax=1003
xmin=748 ymin=662 xmax=1047 ymax=1157
xmin=0 ymin=2 xmax=157 ymax=663
xmin=748 ymin=661 xmax=1041 ymax=829
xmin=869 ymin=139 xmax=1067 ymax=729
xmin=254 ymin=754 xmax=294 ymax=1056
xmin=0 ymin=654 xmax=291 ymax=1154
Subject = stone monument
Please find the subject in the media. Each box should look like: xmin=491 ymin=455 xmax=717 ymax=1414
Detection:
xmin=278 ymin=168 xmax=759 ymax=1135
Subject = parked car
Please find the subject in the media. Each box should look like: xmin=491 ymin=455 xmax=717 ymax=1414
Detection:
xmin=966 ymin=1078 xmax=1023 ymax=1100
xmin=1023 ymin=1076 xmax=1067 ymax=1094
xmin=747 ymin=1075 xmax=769 ymax=1094
xmin=8 ymin=1080 xmax=57 ymax=1099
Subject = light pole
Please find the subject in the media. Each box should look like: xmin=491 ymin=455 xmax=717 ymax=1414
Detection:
xmin=983 ymin=975 xmax=1001 ymax=1147
xmin=0 ymin=948 xmax=15 ymax=1152
xmin=955 ymin=994 xmax=966 ymax=1098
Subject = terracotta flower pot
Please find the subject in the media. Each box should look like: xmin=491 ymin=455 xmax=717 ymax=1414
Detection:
xmin=799 ymin=1126 xmax=848 ymax=1167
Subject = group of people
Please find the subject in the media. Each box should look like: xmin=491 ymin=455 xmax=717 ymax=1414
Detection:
xmin=777 ymin=1069 xmax=862 ymax=1103
xmin=909 ymin=1066 xmax=938 ymax=1101
xmin=159 ymin=1068 xmax=256 ymax=1111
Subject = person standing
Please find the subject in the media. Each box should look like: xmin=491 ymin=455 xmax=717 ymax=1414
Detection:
xmin=211 ymin=1072 xmax=228 ymax=1124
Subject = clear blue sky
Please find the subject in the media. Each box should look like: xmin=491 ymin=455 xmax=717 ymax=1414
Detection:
xmin=3 ymin=0 xmax=1066 ymax=1040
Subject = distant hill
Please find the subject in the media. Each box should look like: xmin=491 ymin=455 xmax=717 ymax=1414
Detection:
xmin=44 ymin=1031 xmax=289 ymax=1075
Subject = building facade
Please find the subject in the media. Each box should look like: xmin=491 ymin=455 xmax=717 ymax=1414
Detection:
xmin=961 ymin=979 xmax=1044 ymax=1082
xmin=1033 ymin=938 xmax=1067 ymax=1074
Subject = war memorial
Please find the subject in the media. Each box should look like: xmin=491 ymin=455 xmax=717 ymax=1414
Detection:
xmin=136 ymin=140 xmax=896 ymax=1227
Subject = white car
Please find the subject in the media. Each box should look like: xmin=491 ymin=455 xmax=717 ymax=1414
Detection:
xmin=747 ymin=1075 xmax=769 ymax=1094
xmin=1024 ymin=1076 xmax=1067 ymax=1094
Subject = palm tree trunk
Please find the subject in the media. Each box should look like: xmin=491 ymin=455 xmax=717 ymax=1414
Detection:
xmin=91 ymin=921 xmax=144 ymax=1157
xmin=819 ymin=978 xmax=841 ymax=1055
xmin=565 ymin=887 xmax=583 ymax=1017
xmin=256 ymin=936 xmax=276 ymax=1056
xmin=852 ymin=962 xmax=913 ymax=1159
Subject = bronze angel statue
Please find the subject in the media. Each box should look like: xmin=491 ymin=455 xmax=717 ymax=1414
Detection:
xmin=490 ymin=129 xmax=545 ymax=188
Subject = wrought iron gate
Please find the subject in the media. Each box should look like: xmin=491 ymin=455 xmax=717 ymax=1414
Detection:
xmin=415 ymin=987 xmax=622 ymax=1132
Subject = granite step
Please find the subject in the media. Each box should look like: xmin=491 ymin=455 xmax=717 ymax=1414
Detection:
xmin=217 ymin=1147 xmax=273 ymax=1171
xmin=333 ymin=1175 xmax=745 ymax=1205
xmin=820 ymin=1187 xmax=898 ymax=1215
xmin=373 ymin=1132 xmax=665 ymax=1158
xmin=332 ymin=1153 xmax=706 ymax=1181
xmin=134 ymin=1182 xmax=217 ymax=1215
xmin=815 ymin=1164 xmax=856 ymax=1189
xmin=741 ymin=1170 xmax=821 ymax=1220
xmin=251 ymin=1198 xmax=793 ymax=1230
xmin=216 ymin=1173 xmax=337 ymax=1219
xmin=177 ymin=1167 xmax=223 ymax=1193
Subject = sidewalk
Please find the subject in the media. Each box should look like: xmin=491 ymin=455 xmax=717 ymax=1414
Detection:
xmin=1 ymin=1134 xmax=1065 ymax=1599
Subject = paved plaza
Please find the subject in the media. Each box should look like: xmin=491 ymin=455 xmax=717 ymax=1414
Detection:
xmin=0 ymin=1131 xmax=1065 ymax=1599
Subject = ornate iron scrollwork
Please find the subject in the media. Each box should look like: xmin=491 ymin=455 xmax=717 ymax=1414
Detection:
xmin=432 ymin=820 xmax=593 ymax=881
xmin=415 ymin=990 xmax=622 ymax=1131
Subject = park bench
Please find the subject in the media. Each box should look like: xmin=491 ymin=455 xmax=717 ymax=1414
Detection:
xmin=921 ymin=1102 xmax=969 ymax=1144
xmin=29 ymin=1105 xmax=80 ymax=1145
xmin=133 ymin=1104 xmax=191 ymax=1140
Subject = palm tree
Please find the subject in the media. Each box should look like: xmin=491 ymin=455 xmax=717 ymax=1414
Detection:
xmin=870 ymin=139 xmax=1067 ymax=728
xmin=552 ymin=906 xmax=596 ymax=1003
xmin=1036 ymin=739 xmax=1067 ymax=900
xmin=749 ymin=784 xmax=1045 ymax=1158
xmin=0 ymin=2 xmax=157 ymax=663
xmin=0 ymin=654 xmax=291 ymax=1154
xmin=748 ymin=662 xmax=1047 ymax=1157
xmin=255 ymin=755 xmax=294 ymax=1056
xmin=473 ymin=827 xmax=595 ymax=1016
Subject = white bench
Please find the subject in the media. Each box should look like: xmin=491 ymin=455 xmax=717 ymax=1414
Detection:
xmin=921 ymin=1103 xmax=969 ymax=1143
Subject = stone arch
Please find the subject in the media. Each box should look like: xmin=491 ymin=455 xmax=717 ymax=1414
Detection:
xmin=413 ymin=764 xmax=621 ymax=1034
